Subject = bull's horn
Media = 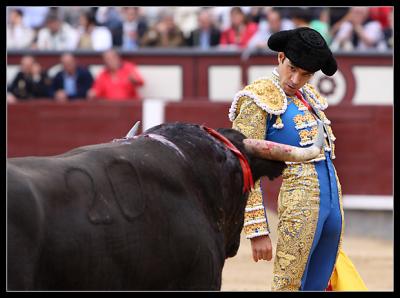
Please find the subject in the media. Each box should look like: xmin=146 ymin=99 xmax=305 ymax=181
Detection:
xmin=243 ymin=120 xmax=325 ymax=162
xmin=125 ymin=121 xmax=141 ymax=138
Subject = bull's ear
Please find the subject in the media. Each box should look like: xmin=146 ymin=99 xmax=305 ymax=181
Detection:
xmin=248 ymin=156 xmax=287 ymax=182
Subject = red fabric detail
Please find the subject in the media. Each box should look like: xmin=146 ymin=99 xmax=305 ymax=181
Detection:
xmin=326 ymin=281 xmax=333 ymax=291
xmin=369 ymin=7 xmax=392 ymax=29
xmin=202 ymin=126 xmax=254 ymax=193
xmin=295 ymin=90 xmax=312 ymax=111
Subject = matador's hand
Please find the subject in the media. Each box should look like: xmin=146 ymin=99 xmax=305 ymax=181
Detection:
xmin=250 ymin=235 xmax=273 ymax=262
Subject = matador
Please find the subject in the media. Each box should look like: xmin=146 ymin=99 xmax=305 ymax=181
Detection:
xmin=230 ymin=27 xmax=367 ymax=291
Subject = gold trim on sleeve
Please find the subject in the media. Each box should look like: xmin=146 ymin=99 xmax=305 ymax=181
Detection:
xmin=231 ymin=96 xmax=270 ymax=238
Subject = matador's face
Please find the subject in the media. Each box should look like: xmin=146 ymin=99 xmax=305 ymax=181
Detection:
xmin=277 ymin=52 xmax=314 ymax=96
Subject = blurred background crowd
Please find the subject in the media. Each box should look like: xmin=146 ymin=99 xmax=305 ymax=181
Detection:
xmin=6 ymin=6 xmax=394 ymax=103
xmin=7 ymin=6 xmax=393 ymax=51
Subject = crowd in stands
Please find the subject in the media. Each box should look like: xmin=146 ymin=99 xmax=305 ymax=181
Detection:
xmin=7 ymin=6 xmax=393 ymax=103
xmin=7 ymin=55 xmax=52 ymax=103
xmin=7 ymin=6 xmax=393 ymax=51
xmin=7 ymin=50 xmax=144 ymax=103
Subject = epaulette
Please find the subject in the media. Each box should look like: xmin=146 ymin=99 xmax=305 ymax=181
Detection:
xmin=303 ymin=83 xmax=328 ymax=110
xmin=229 ymin=77 xmax=287 ymax=122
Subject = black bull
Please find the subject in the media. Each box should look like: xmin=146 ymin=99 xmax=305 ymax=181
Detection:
xmin=7 ymin=123 xmax=286 ymax=290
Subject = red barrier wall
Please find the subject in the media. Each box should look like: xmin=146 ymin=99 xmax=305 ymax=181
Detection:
xmin=7 ymin=100 xmax=142 ymax=157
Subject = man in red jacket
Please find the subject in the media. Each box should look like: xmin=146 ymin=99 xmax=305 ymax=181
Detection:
xmin=88 ymin=48 xmax=144 ymax=100
xmin=219 ymin=7 xmax=258 ymax=49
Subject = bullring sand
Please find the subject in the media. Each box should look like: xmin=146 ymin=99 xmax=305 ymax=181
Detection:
xmin=221 ymin=211 xmax=393 ymax=291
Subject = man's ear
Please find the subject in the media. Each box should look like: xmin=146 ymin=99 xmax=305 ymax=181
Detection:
xmin=278 ymin=52 xmax=285 ymax=65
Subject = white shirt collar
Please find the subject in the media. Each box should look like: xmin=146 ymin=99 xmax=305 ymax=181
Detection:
xmin=272 ymin=67 xmax=279 ymax=77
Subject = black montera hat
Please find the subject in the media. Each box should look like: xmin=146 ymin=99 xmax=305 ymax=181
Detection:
xmin=268 ymin=27 xmax=337 ymax=76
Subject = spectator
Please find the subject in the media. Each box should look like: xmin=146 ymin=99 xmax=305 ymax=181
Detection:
xmin=219 ymin=7 xmax=258 ymax=49
xmin=141 ymin=9 xmax=185 ymax=47
xmin=212 ymin=7 xmax=233 ymax=31
xmin=290 ymin=7 xmax=313 ymax=28
xmin=385 ymin=9 xmax=393 ymax=48
xmin=247 ymin=7 xmax=265 ymax=24
xmin=247 ymin=8 xmax=294 ymax=50
xmin=173 ymin=7 xmax=201 ymax=39
xmin=35 ymin=12 xmax=79 ymax=50
xmin=310 ymin=8 xmax=332 ymax=44
xmin=141 ymin=7 xmax=165 ymax=27
xmin=87 ymin=49 xmax=144 ymax=101
xmin=7 ymin=8 xmax=35 ymax=49
xmin=7 ymin=56 xmax=51 ymax=103
xmin=328 ymin=7 xmax=351 ymax=40
xmin=50 ymin=53 xmax=94 ymax=102
xmin=369 ymin=6 xmax=393 ymax=48
xmin=186 ymin=9 xmax=221 ymax=49
xmin=369 ymin=7 xmax=392 ymax=30
xmin=19 ymin=6 xmax=50 ymax=30
xmin=330 ymin=7 xmax=387 ymax=51
xmin=58 ymin=6 xmax=93 ymax=28
xmin=95 ymin=7 xmax=124 ymax=47
xmin=31 ymin=61 xmax=52 ymax=95
xmin=271 ymin=7 xmax=293 ymax=19
xmin=77 ymin=11 xmax=112 ymax=51
xmin=329 ymin=7 xmax=350 ymax=28
xmin=290 ymin=7 xmax=331 ymax=44
xmin=121 ymin=7 xmax=148 ymax=50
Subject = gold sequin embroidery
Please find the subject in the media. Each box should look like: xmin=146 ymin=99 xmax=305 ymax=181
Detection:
xmin=272 ymin=163 xmax=320 ymax=291
xmin=232 ymin=97 xmax=266 ymax=140
xmin=232 ymin=96 xmax=270 ymax=238
xmin=293 ymin=112 xmax=318 ymax=130
xmin=244 ymin=208 xmax=267 ymax=221
xmin=298 ymin=126 xmax=319 ymax=146
xmin=290 ymin=96 xmax=308 ymax=111
xmin=243 ymin=78 xmax=287 ymax=114
xmin=286 ymin=87 xmax=337 ymax=162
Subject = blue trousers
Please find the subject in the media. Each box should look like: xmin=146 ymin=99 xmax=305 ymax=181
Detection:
xmin=300 ymin=154 xmax=343 ymax=290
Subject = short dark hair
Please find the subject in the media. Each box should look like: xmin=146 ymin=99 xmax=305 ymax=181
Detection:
xmin=290 ymin=7 xmax=313 ymax=23
xmin=230 ymin=7 xmax=249 ymax=24
xmin=230 ymin=7 xmax=243 ymax=15
xmin=45 ymin=11 xmax=60 ymax=23
xmin=11 ymin=8 xmax=24 ymax=17
xmin=81 ymin=11 xmax=97 ymax=26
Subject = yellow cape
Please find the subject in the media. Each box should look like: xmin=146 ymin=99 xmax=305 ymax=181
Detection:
xmin=329 ymin=248 xmax=368 ymax=291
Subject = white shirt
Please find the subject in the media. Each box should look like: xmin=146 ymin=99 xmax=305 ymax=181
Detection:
xmin=7 ymin=24 xmax=35 ymax=49
xmin=78 ymin=26 xmax=113 ymax=51
xmin=331 ymin=20 xmax=387 ymax=51
xmin=37 ymin=23 xmax=79 ymax=50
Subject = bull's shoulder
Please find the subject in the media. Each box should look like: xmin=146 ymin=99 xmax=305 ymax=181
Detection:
xmin=229 ymin=77 xmax=287 ymax=122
